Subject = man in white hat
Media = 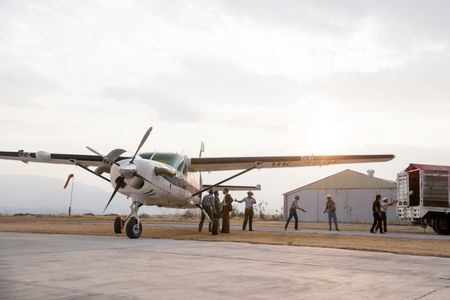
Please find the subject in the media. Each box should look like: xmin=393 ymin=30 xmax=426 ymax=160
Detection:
xmin=323 ymin=194 xmax=340 ymax=231
xmin=235 ymin=191 xmax=257 ymax=231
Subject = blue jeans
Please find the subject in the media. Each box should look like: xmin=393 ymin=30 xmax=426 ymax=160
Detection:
xmin=328 ymin=211 xmax=338 ymax=230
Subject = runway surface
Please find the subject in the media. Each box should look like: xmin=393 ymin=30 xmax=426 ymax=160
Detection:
xmin=1 ymin=232 xmax=449 ymax=299
xmin=147 ymin=222 xmax=450 ymax=240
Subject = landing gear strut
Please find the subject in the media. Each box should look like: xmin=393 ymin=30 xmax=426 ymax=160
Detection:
xmin=112 ymin=201 xmax=143 ymax=239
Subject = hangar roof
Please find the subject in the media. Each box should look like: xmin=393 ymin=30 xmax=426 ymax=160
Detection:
xmin=284 ymin=169 xmax=396 ymax=195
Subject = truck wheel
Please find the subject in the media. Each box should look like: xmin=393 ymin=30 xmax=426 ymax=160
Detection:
xmin=432 ymin=218 xmax=450 ymax=235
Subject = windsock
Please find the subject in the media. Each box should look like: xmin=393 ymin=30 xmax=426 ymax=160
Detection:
xmin=63 ymin=174 xmax=74 ymax=189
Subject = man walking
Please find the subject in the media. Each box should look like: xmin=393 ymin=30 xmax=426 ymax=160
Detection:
xmin=198 ymin=189 xmax=213 ymax=232
xmin=370 ymin=194 xmax=383 ymax=234
xmin=236 ymin=191 xmax=257 ymax=231
xmin=284 ymin=195 xmax=306 ymax=230
xmin=323 ymin=194 xmax=340 ymax=231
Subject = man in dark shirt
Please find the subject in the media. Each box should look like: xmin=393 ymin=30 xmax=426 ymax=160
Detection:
xmin=370 ymin=194 xmax=383 ymax=234
xmin=284 ymin=195 xmax=306 ymax=230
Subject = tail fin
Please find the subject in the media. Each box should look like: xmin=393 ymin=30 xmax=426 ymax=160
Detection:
xmin=198 ymin=141 xmax=205 ymax=158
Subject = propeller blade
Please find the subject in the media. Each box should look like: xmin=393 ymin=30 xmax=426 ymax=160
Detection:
xmin=130 ymin=127 xmax=153 ymax=164
xmin=104 ymin=176 xmax=125 ymax=212
xmin=86 ymin=146 xmax=119 ymax=166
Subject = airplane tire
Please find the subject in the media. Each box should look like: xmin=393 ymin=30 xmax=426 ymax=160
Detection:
xmin=114 ymin=216 xmax=123 ymax=234
xmin=126 ymin=217 xmax=142 ymax=239
xmin=211 ymin=217 xmax=219 ymax=235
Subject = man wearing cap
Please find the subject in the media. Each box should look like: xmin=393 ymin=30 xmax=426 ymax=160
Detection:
xmin=199 ymin=189 xmax=214 ymax=232
xmin=235 ymin=191 xmax=257 ymax=231
xmin=380 ymin=197 xmax=398 ymax=233
xmin=323 ymin=195 xmax=340 ymax=231
xmin=284 ymin=195 xmax=306 ymax=230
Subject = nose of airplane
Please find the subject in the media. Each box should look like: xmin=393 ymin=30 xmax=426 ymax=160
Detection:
xmin=119 ymin=161 xmax=137 ymax=179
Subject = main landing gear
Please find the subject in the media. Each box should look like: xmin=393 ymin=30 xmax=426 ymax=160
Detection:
xmin=113 ymin=201 xmax=143 ymax=239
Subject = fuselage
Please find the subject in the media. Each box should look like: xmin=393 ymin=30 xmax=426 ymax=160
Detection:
xmin=110 ymin=152 xmax=201 ymax=208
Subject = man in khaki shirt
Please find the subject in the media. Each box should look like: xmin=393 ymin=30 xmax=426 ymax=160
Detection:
xmin=221 ymin=188 xmax=233 ymax=233
xmin=323 ymin=195 xmax=340 ymax=231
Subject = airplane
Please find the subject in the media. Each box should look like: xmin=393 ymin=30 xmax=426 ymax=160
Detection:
xmin=0 ymin=127 xmax=394 ymax=239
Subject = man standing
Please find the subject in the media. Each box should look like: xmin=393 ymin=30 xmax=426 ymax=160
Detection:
xmin=198 ymin=189 xmax=213 ymax=232
xmin=380 ymin=197 xmax=398 ymax=233
xmin=323 ymin=195 xmax=340 ymax=231
xmin=370 ymin=194 xmax=383 ymax=234
xmin=221 ymin=188 xmax=233 ymax=233
xmin=210 ymin=190 xmax=222 ymax=235
xmin=284 ymin=195 xmax=306 ymax=230
xmin=236 ymin=191 xmax=257 ymax=231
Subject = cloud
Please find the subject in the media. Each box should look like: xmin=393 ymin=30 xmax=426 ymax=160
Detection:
xmin=103 ymin=58 xmax=301 ymax=123
xmin=220 ymin=0 xmax=450 ymax=39
xmin=0 ymin=69 xmax=62 ymax=107
xmin=300 ymin=51 xmax=450 ymax=116
xmin=103 ymin=84 xmax=201 ymax=122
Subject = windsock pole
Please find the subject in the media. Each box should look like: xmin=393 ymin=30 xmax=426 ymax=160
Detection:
xmin=64 ymin=174 xmax=75 ymax=216
xmin=69 ymin=177 xmax=74 ymax=216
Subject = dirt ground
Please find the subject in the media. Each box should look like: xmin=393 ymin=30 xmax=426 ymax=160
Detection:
xmin=1 ymin=215 xmax=449 ymax=258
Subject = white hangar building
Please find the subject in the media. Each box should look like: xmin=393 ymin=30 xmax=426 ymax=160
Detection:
xmin=283 ymin=169 xmax=398 ymax=224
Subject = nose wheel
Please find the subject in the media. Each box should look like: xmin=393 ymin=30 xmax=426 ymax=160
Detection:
xmin=112 ymin=201 xmax=143 ymax=239
xmin=126 ymin=217 xmax=143 ymax=239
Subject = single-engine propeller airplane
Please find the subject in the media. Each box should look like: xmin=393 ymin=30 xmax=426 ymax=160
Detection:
xmin=0 ymin=127 xmax=394 ymax=238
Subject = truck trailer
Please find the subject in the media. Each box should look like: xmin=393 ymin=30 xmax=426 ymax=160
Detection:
xmin=397 ymin=163 xmax=450 ymax=235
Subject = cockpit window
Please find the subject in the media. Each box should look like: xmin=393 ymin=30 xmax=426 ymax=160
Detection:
xmin=139 ymin=152 xmax=185 ymax=170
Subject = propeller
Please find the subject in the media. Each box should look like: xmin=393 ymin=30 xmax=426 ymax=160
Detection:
xmin=86 ymin=146 xmax=119 ymax=166
xmin=86 ymin=127 xmax=153 ymax=212
xmin=104 ymin=177 xmax=125 ymax=212
xmin=130 ymin=127 xmax=152 ymax=164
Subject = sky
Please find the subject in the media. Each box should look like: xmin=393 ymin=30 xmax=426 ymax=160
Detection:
xmin=0 ymin=0 xmax=449 ymax=214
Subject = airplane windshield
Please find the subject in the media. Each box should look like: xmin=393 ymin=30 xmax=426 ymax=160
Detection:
xmin=139 ymin=152 xmax=184 ymax=170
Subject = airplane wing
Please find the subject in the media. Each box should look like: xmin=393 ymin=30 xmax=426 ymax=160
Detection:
xmin=0 ymin=149 xmax=127 ymax=169
xmin=190 ymin=154 xmax=395 ymax=172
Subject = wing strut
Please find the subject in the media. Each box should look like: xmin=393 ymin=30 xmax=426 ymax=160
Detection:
xmin=195 ymin=204 xmax=213 ymax=223
xmin=191 ymin=161 xmax=262 ymax=198
xmin=71 ymin=160 xmax=111 ymax=183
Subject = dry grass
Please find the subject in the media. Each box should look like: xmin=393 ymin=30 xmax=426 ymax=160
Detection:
xmin=1 ymin=215 xmax=449 ymax=258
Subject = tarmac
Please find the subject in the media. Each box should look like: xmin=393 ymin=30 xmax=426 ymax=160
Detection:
xmin=1 ymin=232 xmax=450 ymax=299
xmin=148 ymin=222 xmax=450 ymax=240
